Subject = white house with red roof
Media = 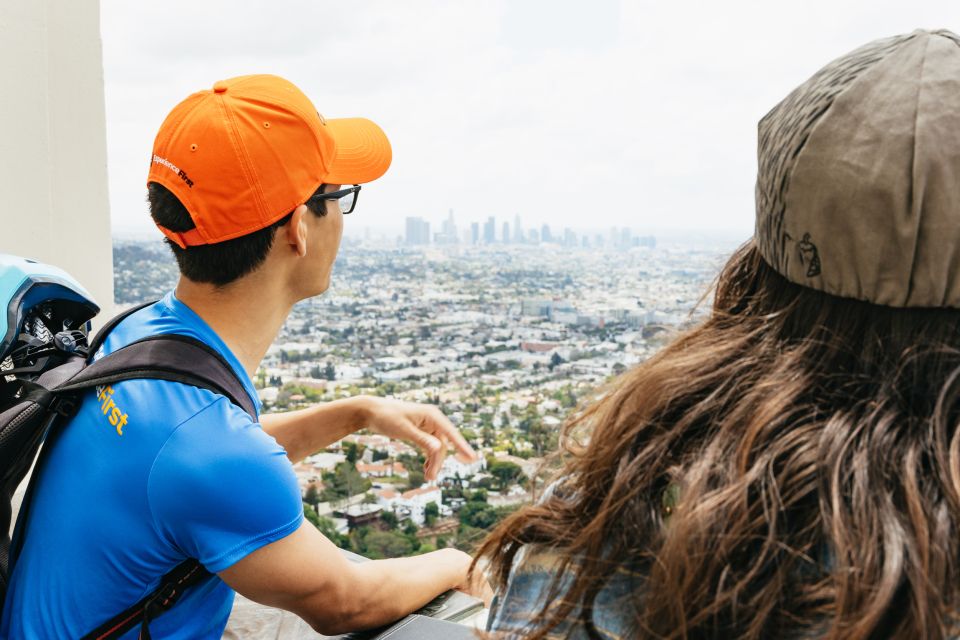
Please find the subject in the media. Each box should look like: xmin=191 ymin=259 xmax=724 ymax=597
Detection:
xmin=437 ymin=455 xmax=486 ymax=482
xmin=356 ymin=461 xmax=409 ymax=479
xmin=374 ymin=487 xmax=400 ymax=511
xmin=397 ymin=485 xmax=443 ymax=526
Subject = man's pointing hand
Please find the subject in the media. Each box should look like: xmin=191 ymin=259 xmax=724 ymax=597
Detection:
xmin=360 ymin=397 xmax=478 ymax=481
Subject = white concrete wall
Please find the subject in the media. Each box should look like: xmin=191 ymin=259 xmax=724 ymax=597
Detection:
xmin=1 ymin=0 xmax=112 ymax=536
xmin=0 ymin=0 xmax=114 ymax=318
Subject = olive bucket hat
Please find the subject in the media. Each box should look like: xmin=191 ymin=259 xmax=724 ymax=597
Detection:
xmin=755 ymin=29 xmax=960 ymax=308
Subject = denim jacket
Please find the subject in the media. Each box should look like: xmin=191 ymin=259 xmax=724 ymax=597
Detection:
xmin=485 ymin=544 xmax=640 ymax=639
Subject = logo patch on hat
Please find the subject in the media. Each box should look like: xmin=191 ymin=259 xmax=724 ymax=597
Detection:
xmin=797 ymin=233 xmax=821 ymax=278
xmin=152 ymin=154 xmax=194 ymax=188
xmin=782 ymin=231 xmax=822 ymax=278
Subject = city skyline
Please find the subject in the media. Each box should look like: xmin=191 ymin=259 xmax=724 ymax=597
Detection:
xmin=99 ymin=1 xmax=955 ymax=239
xmin=402 ymin=212 xmax=656 ymax=249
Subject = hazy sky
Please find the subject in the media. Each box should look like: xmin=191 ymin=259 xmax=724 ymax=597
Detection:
xmin=102 ymin=1 xmax=959 ymax=240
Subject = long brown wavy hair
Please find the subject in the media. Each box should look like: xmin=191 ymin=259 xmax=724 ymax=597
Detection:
xmin=476 ymin=241 xmax=960 ymax=639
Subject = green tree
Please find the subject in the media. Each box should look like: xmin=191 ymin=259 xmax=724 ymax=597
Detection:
xmin=380 ymin=510 xmax=399 ymax=530
xmin=424 ymin=501 xmax=439 ymax=527
xmin=549 ymin=352 xmax=564 ymax=371
xmin=406 ymin=470 xmax=425 ymax=490
xmin=489 ymin=460 xmax=523 ymax=490
xmin=304 ymin=484 xmax=320 ymax=508
xmin=344 ymin=441 xmax=360 ymax=464
xmin=324 ymin=361 xmax=337 ymax=381
xmin=363 ymin=530 xmax=413 ymax=559
xmin=467 ymin=489 xmax=488 ymax=503
xmin=320 ymin=462 xmax=371 ymax=502
xmin=458 ymin=501 xmax=498 ymax=529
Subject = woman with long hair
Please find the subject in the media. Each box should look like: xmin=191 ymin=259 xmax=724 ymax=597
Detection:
xmin=478 ymin=29 xmax=960 ymax=639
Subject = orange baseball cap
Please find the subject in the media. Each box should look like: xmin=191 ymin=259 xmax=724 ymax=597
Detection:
xmin=148 ymin=74 xmax=392 ymax=248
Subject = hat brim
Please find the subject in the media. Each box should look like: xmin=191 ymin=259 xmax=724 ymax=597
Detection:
xmin=323 ymin=117 xmax=392 ymax=185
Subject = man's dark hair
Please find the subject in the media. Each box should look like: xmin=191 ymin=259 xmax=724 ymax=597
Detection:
xmin=148 ymin=182 xmax=326 ymax=287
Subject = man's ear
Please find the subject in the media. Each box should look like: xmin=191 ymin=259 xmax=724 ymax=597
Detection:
xmin=284 ymin=204 xmax=310 ymax=257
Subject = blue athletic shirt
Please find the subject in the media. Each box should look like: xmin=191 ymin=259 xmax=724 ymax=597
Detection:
xmin=1 ymin=291 xmax=304 ymax=639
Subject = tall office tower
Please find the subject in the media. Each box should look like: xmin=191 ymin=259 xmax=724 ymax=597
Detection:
xmin=529 ymin=228 xmax=540 ymax=244
xmin=620 ymin=227 xmax=632 ymax=250
xmin=405 ymin=217 xmax=420 ymax=245
xmin=484 ymin=216 xmax=496 ymax=244
xmin=471 ymin=222 xmax=480 ymax=245
xmin=502 ymin=221 xmax=510 ymax=244
xmin=609 ymin=226 xmax=619 ymax=249
xmin=438 ymin=208 xmax=458 ymax=244
xmin=405 ymin=216 xmax=430 ymax=245
xmin=563 ymin=227 xmax=576 ymax=247
xmin=541 ymin=224 xmax=552 ymax=243
xmin=513 ymin=214 xmax=523 ymax=243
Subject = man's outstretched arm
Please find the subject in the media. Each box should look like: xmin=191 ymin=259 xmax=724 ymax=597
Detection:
xmin=260 ymin=395 xmax=477 ymax=478
xmin=218 ymin=520 xmax=477 ymax=635
xmin=260 ymin=397 xmax=371 ymax=463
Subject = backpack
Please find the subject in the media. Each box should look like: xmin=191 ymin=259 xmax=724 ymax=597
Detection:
xmin=0 ymin=255 xmax=257 ymax=639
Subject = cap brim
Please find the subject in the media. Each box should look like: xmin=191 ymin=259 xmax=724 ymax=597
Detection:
xmin=323 ymin=117 xmax=392 ymax=185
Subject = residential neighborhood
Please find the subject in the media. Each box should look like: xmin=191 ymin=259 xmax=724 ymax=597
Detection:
xmin=114 ymin=233 xmax=730 ymax=555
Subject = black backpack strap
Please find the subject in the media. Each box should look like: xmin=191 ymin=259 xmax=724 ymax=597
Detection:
xmin=56 ymin=334 xmax=257 ymax=419
xmin=14 ymin=320 xmax=257 ymax=639
xmin=85 ymin=300 xmax=157 ymax=358
xmin=68 ymin=336 xmax=256 ymax=639
xmin=80 ymin=559 xmax=208 ymax=640
xmin=66 ymin=335 xmax=258 ymax=638
xmin=5 ymin=354 xmax=91 ymax=567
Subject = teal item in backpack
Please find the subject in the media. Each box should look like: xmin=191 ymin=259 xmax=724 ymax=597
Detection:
xmin=0 ymin=253 xmax=98 ymax=364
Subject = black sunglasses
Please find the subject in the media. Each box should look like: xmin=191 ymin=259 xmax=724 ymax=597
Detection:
xmin=307 ymin=184 xmax=361 ymax=215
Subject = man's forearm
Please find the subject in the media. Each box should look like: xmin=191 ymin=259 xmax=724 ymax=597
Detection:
xmin=260 ymin=396 xmax=374 ymax=463
xmin=304 ymin=549 xmax=471 ymax=633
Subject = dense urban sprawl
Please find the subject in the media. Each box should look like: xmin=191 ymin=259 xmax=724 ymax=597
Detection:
xmin=113 ymin=229 xmax=729 ymax=557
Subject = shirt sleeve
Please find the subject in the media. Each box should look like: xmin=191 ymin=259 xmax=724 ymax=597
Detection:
xmin=146 ymin=397 xmax=304 ymax=573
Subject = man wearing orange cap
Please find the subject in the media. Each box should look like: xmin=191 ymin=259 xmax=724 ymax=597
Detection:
xmin=2 ymin=75 xmax=485 ymax=639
